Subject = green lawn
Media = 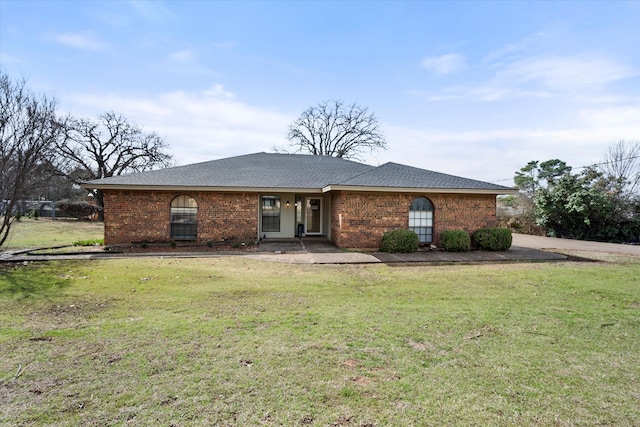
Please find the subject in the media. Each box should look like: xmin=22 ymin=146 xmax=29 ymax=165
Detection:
xmin=1 ymin=257 xmax=639 ymax=425
xmin=2 ymin=218 xmax=104 ymax=250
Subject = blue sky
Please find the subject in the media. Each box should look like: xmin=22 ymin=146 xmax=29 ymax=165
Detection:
xmin=1 ymin=0 xmax=639 ymax=184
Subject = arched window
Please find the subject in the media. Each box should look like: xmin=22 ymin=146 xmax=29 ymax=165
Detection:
xmin=170 ymin=195 xmax=198 ymax=240
xmin=409 ymin=197 xmax=433 ymax=243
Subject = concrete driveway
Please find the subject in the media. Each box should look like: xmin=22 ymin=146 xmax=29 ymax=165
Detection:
xmin=512 ymin=233 xmax=640 ymax=256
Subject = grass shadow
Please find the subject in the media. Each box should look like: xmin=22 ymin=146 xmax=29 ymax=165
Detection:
xmin=0 ymin=263 xmax=70 ymax=299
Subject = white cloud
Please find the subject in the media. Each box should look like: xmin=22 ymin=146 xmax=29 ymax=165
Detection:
xmin=61 ymin=89 xmax=639 ymax=186
xmin=65 ymin=88 xmax=293 ymax=165
xmin=578 ymin=106 xmax=640 ymax=129
xmin=374 ymin=105 xmax=640 ymax=184
xmin=421 ymin=53 xmax=467 ymax=75
xmin=47 ymin=32 xmax=108 ymax=51
xmin=168 ymin=49 xmax=194 ymax=62
xmin=421 ymin=53 xmax=636 ymax=102
xmin=129 ymin=0 xmax=173 ymax=22
xmin=0 ymin=53 xmax=23 ymax=64
xmin=497 ymin=55 xmax=635 ymax=91
xmin=481 ymin=32 xmax=547 ymax=65
xmin=204 ymin=84 xmax=234 ymax=98
xmin=212 ymin=41 xmax=236 ymax=50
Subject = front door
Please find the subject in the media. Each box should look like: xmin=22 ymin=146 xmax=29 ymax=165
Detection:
xmin=305 ymin=198 xmax=322 ymax=235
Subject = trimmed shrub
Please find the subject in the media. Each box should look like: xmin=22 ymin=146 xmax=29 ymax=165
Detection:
xmin=440 ymin=229 xmax=471 ymax=252
xmin=473 ymin=227 xmax=512 ymax=251
xmin=380 ymin=229 xmax=419 ymax=253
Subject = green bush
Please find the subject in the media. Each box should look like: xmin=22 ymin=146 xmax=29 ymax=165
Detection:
xmin=440 ymin=229 xmax=470 ymax=252
xmin=73 ymin=238 xmax=104 ymax=246
xmin=473 ymin=227 xmax=512 ymax=251
xmin=380 ymin=229 xmax=419 ymax=253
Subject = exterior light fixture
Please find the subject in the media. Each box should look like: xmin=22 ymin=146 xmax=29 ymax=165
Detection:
xmin=286 ymin=200 xmax=290 ymax=207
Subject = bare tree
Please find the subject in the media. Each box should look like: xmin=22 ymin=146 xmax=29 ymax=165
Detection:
xmin=599 ymin=140 xmax=640 ymax=195
xmin=57 ymin=112 xmax=173 ymax=217
xmin=0 ymin=72 xmax=61 ymax=249
xmin=281 ymin=100 xmax=387 ymax=160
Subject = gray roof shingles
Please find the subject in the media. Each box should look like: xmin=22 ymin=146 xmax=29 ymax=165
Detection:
xmin=84 ymin=152 xmax=513 ymax=192
xmin=335 ymin=162 xmax=510 ymax=190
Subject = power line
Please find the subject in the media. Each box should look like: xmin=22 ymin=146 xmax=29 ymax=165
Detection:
xmin=490 ymin=154 xmax=640 ymax=184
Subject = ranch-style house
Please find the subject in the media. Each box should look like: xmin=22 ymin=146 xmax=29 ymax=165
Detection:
xmin=83 ymin=152 xmax=517 ymax=249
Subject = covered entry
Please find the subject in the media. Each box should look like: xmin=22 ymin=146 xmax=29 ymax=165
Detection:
xmin=259 ymin=193 xmax=330 ymax=239
xmin=259 ymin=193 xmax=331 ymax=239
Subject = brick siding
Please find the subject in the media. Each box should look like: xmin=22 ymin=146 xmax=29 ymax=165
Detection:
xmin=104 ymin=189 xmax=497 ymax=249
xmin=331 ymin=191 xmax=497 ymax=249
xmin=103 ymin=190 xmax=258 ymax=245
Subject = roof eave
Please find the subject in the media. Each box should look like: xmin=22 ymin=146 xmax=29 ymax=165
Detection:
xmin=322 ymin=185 xmax=518 ymax=195
xmin=80 ymin=184 xmax=324 ymax=193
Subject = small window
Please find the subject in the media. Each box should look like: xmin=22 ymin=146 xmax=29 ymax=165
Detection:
xmin=171 ymin=195 xmax=197 ymax=240
xmin=409 ymin=197 xmax=433 ymax=243
xmin=262 ymin=196 xmax=281 ymax=233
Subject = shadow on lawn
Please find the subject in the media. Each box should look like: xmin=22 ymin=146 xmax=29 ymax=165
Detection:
xmin=0 ymin=263 xmax=70 ymax=299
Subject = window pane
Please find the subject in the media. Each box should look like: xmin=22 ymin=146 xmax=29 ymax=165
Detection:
xmin=410 ymin=197 xmax=433 ymax=211
xmin=171 ymin=223 xmax=197 ymax=240
xmin=408 ymin=197 xmax=434 ymax=243
xmin=262 ymin=196 xmax=281 ymax=232
xmin=170 ymin=195 xmax=197 ymax=240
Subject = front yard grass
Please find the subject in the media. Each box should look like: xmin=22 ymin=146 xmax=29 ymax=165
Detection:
xmin=2 ymin=218 xmax=104 ymax=250
xmin=1 ymin=258 xmax=639 ymax=425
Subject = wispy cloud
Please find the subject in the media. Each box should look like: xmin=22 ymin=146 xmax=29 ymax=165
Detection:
xmin=421 ymin=53 xmax=467 ymax=75
xmin=212 ymin=41 xmax=236 ymax=50
xmin=0 ymin=53 xmax=23 ymax=64
xmin=481 ymin=32 xmax=547 ymax=65
xmin=129 ymin=0 xmax=173 ymax=22
xmin=168 ymin=49 xmax=194 ymax=62
xmin=204 ymin=84 xmax=234 ymax=99
xmin=47 ymin=32 xmax=108 ymax=51
xmin=496 ymin=55 xmax=635 ymax=91
xmin=422 ymin=53 xmax=636 ymax=102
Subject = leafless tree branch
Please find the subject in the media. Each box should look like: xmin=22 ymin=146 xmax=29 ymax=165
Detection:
xmin=57 ymin=111 xmax=173 ymax=217
xmin=280 ymin=100 xmax=387 ymax=160
xmin=599 ymin=140 xmax=640 ymax=195
xmin=0 ymin=71 xmax=61 ymax=249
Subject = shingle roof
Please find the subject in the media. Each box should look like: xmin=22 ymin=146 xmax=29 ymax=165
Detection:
xmin=85 ymin=153 xmax=373 ymax=188
xmin=334 ymin=162 xmax=510 ymax=191
xmin=84 ymin=152 xmax=514 ymax=193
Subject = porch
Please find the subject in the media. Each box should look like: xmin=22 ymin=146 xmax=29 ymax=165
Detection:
xmin=259 ymin=194 xmax=331 ymax=240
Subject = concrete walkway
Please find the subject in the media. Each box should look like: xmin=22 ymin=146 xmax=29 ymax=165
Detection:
xmin=252 ymin=238 xmax=381 ymax=264
xmin=254 ymin=236 xmax=567 ymax=264
xmin=2 ymin=234 xmax=637 ymax=265
xmin=512 ymin=233 xmax=640 ymax=256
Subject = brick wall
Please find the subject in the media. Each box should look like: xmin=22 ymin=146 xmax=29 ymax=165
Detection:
xmin=331 ymin=191 xmax=497 ymax=249
xmin=103 ymin=190 xmax=259 ymax=245
xmin=103 ymin=189 xmax=497 ymax=249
